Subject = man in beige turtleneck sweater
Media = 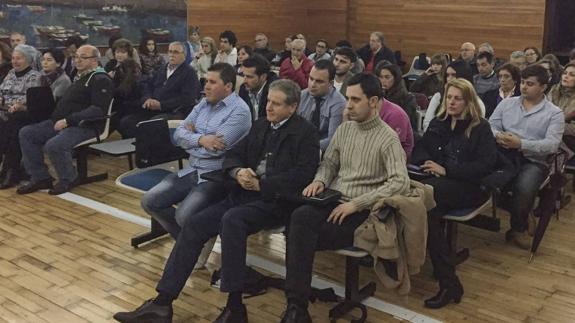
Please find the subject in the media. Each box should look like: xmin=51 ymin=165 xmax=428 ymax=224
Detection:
xmin=279 ymin=73 xmax=410 ymax=323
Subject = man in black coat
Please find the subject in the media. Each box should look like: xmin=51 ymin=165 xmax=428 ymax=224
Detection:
xmin=238 ymin=54 xmax=278 ymax=121
xmin=356 ymin=31 xmax=396 ymax=73
xmin=113 ymin=79 xmax=320 ymax=323
xmin=118 ymin=41 xmax=200 ymax=138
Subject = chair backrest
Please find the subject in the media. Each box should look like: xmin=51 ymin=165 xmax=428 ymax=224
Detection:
xmin=98 ymin=98 xmax=114 ymax=141
xmin=26 ymin=86 xmax=56 ymax=122
xmin=413 ymin=92 xmax=429 ymax=110
xmin=134 ymin=118 xmax=187 ymax=168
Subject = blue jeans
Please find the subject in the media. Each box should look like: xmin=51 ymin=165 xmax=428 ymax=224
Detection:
xmin=141 ymin=171 xmax=226 ymax=238
xmin=19 ymin=119 xmax=95 ymax=184
xmin=509 ymin=161 xmax=549 ymax=232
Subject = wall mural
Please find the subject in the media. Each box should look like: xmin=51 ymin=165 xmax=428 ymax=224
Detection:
xmin=0 ymin=0 xmax=187 ymax=48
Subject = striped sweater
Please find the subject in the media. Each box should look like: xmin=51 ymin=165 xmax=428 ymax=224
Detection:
xmin=315 ymin=115 xmax=410 ymax=211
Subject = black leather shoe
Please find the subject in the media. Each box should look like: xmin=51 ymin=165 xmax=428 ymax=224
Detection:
xmin=16 ymin=178 xmax=53 ymax=195
xmin=48 ymin=179 xmax=78 ymax=195
xmin=280 ymin=303 xmax=312 ymax=323
xmin=113 ymin=299 xmax=173 ymax=323
xmin=424 ymin=284 xmax=464 ymax=309
xmin=213 ymin=304 xmax=248 ymax=323
xmin=0 ymin=169 xmax=20 ymax=189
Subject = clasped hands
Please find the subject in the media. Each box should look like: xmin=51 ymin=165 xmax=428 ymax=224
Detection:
xmin=496 ymin=131 xmax=521 ymax=149
xmin=236 ymin=168 xmax=260 ymax=191
xmin=302 ymin=181 xmax=357 ymax=225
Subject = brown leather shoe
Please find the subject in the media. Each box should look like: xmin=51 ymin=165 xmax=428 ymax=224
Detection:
xmin=16 ymin=178 xmax=53 ymax=195
xmin=505 ymin=229 xmax=531 ymax=250
xmin=113 ymin=299 xmax=172 ymax=323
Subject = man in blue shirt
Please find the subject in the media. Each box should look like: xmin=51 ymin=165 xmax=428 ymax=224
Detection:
xmin=489 ymin=64 xmax=564 ymax=249
xmin=140 ymin=62 xmax=251 ymax=240
xmin=297 ymin=59 xmax=346 ymax=150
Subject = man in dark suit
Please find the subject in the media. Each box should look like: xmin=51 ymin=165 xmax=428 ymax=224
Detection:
xmin=238 ymin=54 xmax=278 ymax=121
xmin=113 ymin=79 xmax=320 ymax=323
xmin=118 ymin=41 xmax=200 ymax=138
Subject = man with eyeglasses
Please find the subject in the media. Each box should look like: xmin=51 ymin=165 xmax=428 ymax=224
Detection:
xmin=456 ymin=42 xmax=479 ymax=75
xmin=307 ymin=39 xmax=331 ymax=63
xmin=17 ymin=45 xmax=113 ymax=195
xmin=118 ymin=41 xmax=200 ymax=138
xmin=253 ymin=33 xmax=276 ymax=63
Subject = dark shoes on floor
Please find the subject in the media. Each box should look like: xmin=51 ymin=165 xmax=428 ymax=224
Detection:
xmin=0 ymin=169 xmax=21 ymax=189
xmin=113 ymin=299 xmax=173 ymax=323
xmin=16 ymin=178 xmax=53 ymax=195
xmin=213 ymin=304 xmax=248 ymax=323
xmin=505 ymin=229 xmax=532 ymax=250
xmin=279 ymin=303 xmax=312 ymax=323
xmin=424 ymin=282 xmax=464 ymax=309
xmin=48 ymin=180 xmax=78 ymax=195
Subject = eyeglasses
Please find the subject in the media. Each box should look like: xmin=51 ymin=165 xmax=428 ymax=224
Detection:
xmin=73 ymin=55 xmax=97 ymax=60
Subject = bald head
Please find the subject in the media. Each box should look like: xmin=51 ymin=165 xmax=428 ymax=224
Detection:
xmin=75 ymin=45 xmax=100 ymax=73
xmin=460 ymin=42 xmax=476 ymax=61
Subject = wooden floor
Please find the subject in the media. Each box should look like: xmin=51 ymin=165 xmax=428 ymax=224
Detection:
xmin=2 ymin=149 xmax=575 ymax=322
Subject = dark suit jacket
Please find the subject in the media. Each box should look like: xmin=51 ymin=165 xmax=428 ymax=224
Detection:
xmin=481 ymin=86 xmax=521 ymax=119
xmin=142 ymin=63 xmax=200 ymax=114
xmin=357 ymin=44 xmax=396 ymax=67
xmin=222 ymin=114 xmax=320 ymax=204
xmin=238 ymin=72 xmax=278 ymax=121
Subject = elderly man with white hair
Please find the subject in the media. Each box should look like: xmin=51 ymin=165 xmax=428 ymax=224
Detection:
xmin=0 ymin=44 xmax=42 ymax=189
xmin=17 ymin=45 xmax=114 ymax=195
xmin=279 ymin=38 xmax=314 ymax=89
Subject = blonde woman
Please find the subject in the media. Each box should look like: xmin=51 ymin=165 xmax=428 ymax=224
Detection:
xmin=411 ymin=78 xmax=498 ymax=309
xmin=191 ymin=36 xmax=217 ymax=84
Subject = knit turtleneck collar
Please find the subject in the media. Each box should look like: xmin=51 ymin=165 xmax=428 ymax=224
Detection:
xmin=357 ymin=115 xmax=383 ymax=131
xmin=15 ymin=66 xmax=32 ymax=78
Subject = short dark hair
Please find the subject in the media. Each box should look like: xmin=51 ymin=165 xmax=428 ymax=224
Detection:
xmin=497 ymin=63 xmax=521 ymax=83
xmin=521 ymin=64 xmax=549 ymax=86
xmin=335 ymin=40 xmax=353 ymax=48
xmin=242 ymin=54 xmax=270 ymax=76
xmin=219 ymin=30 xmax=237 ymax=47
xmin=316 ymin=39 xmax=328 ymax=48
xmin=334 ymin=47 xmax=357 ymax=63
xmin=208 ymin=63 xmax=237 ymax=89
xmin=112 ymin=38 xmax=133 ymax=56
xmin=238 ymin=45 xmax=253 ymax=57
xmin=108 ymin=34 xmax=123 ymax=49
xmin=42 ymin=48 xmax=65 ymax=65
xmin=476 ymin=51 xmax=494 ymax=64
xmin=139 ymin=37 xmax=157 ymax=55
xmin=64 ymin=35 xmax=84 ymax=48
xmin=346 ymin=73 xmax=382 ymax=100
xmin=314 ymin=59 xmax=336 ymax=81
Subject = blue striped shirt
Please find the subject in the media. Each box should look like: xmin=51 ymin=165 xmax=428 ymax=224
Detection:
xmin=174 ymin=92 xmax=252 ymax=181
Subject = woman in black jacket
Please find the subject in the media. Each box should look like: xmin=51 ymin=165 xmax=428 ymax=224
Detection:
xmin=412 ymin=78 xmax=498 ymax=309
xmin=481 ymin=63 xmax=521 ymax=119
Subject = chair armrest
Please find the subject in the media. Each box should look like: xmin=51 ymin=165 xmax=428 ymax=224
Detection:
xmin=78 ymin=114 xmax=111 ymax=128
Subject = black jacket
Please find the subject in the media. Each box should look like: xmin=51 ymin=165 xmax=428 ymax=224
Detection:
xmin=142 ymin=63 xmax=200 ymax=114
xmin=238 ymin=72 xmax=278 ymax=121
xmin=412 ymin=117 xmax=497 ymax=183
xmin=222 ymin=114 xmax=320 ymax=203
xmin=51 ymin=70 xmax=113 ymax=130
xmin=357 ymin=44 xmax=396 ymax=67
xmin=254 ymin=47 xmax=276 ymax=63
xmin=481 ymin=86 xmax=521 ymax=119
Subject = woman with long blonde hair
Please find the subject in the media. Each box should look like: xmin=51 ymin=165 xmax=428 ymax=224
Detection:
xmin=412 ymin=78 xmax=498 ymax=309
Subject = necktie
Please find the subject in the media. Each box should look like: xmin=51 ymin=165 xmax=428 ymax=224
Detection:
xmin=312 ymin=96 xmax=323 ymax=130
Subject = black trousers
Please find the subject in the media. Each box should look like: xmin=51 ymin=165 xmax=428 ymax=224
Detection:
xmin=422 ymin=176 xmax=488 ymax=289
xmin=284 ymin=203 xmax=369 ymax=306
xmin=156 ymin=191 xmax=289 ymax=299
xmin=0 ymin=111 xmax=33 ymax=172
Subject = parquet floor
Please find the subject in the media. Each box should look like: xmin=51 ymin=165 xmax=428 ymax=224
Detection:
xmin=1 ymin=147 xmax=575 ymax=322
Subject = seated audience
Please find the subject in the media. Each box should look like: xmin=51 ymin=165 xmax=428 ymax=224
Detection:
xmin=235 ymin=45 xmax=253 ymax=76
xmin=113 ymin=79 xmax=320 ymax=323
xmin=410 ymin=53 xmax=448 ymax=98
xmin=412 ymin=78 xmax=497 ymax=309
xmin=119 ymin=42 xmax=200 ymax=139
xmin=308 ymin=39 xmax=331 ymax=62
xmin=374 ymin=62 xmax=419 ymax=130
xmin=9 ymin=32 xmax=41 ymax=70
xmin=524 ymin=46 xmax=542 ymax=65
xmin=456 ymin=42 xmax=478 ymax=75
xmin=103 ymin=34 xmax=141 ymax=68
xmin=423 ymin=60 xmax=486 ymax=131
xmin=509 ymin=51 xmax=527 ymax=71
xmin=336 ymin=39 xmax=365 ymax=74
xmin=0 ymin=45 xmax=42 ymax=189
xmin=271 ymin=36 xmax=292 ymax=67
xmin=357 ymin=31 xmax=396 ymax=73
xmin=280 ymin=39 xmax=313 ymax=89
xmin=214 ymin=30 xmax=238 ymax=66
xmin=61 ymin=35 xmax=84 ymax=80
xmin=140 ymin=63 xmax=251 ymax=239
xmin=104 ymin=39 xmax=142 ymax=133
xmin=332 ymin=46 xmax=357 ymax=95
xmin=280 ymin=73 xmax=409 ymax=322
xmin=548 ymin=62 xmax=575 ymax=151
xmin=192 ymin=36 xmax=217 ymax=85
xmin=238 ymin=54 xmax=278 ymax=121
xmin=253 ymin=33 xmax=276 ymax=63
xmin=538 ymin=58 xmax=561 ymax=88
xmin=40 ymin=48 xmax=72 ymax=101
xmin=481 ymin=63 xmax=521 ymax=118
xmin=542 ymin=54 xmax=563 ymax=86
xmin=478 ymin=42 xmax=505 ymax=69
xmin=16 ymin=45 xmax=113 ymax=195
xmin=473 ymin=52 xmax=499 ymax=96
xmin=379 ymin=98 xmax=414 ymax=159
xmin=184 ymin=25 xmax=201 ymax=65
xmin=294 ymin=33 xmax=313 ymax=56
xmin=0 ymin=42 xmax=12 ymax=83
xmin=298 ymin=60 xmax=346 ymax=150
xmin=489 ymin=64 xmax=564 ymax=249
xmin=139 ymin=37 xmax=165 ymax=80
